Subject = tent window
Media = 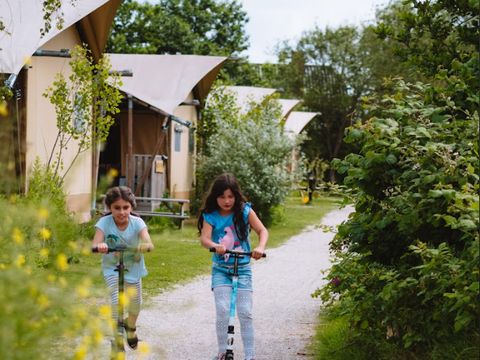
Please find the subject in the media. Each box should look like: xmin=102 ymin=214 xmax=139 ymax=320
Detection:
xmin=174 ymin=125 xmax=183 ymax=152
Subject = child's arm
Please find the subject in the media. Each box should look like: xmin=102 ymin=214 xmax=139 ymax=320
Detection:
xmin=248 ymin=209 xmax=268 ymax=260
xmin=200 ymin=221 xmax=226 ymax=254
xmin=92 ymin=228 xmax=108 ymax=253
xmin=138 ymin=228 xmax=154 ymax=252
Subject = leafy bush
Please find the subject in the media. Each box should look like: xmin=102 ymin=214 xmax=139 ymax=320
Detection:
xmin=197 ymin=89 xmax=297 ymax=225
xmin=318 ymin=79 xmax=479 ymax=353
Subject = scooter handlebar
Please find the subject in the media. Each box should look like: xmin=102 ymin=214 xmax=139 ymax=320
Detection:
xmin=92 ymin=245 xmax=152 ymax=253
xmin=209 ymin=247 xmax=266 ymax=258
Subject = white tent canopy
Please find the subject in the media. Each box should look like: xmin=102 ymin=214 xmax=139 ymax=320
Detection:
xmin=278 ymin=99 xmax=301 ymax=119
xmin=107 ymin=53 xmax=227 ymax=116
xmin=284 ymin=111 xmax=318 ymax=136
xmin=223 ymin=86 xmax=277 ymax=114
xmin=0 ymin=0 xmax=111 ymax=74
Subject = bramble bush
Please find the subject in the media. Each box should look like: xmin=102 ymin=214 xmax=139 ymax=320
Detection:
xmin=316 ymin=79 xmax=479 ymax=355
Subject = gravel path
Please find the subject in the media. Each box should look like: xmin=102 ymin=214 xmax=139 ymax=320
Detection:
xmin=111 ymin=206 xmax=353 ymax=360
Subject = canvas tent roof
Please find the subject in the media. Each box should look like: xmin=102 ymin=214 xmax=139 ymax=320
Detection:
xmin=284 ymin=111 xmax=318 ymax=136
xmin=223 ymin=86 xmax=300 ymax=119
xmin=107 ymin=54 xmax=227 ymax=116
xmin=0 ymin=0 xmax=119 ymax=75
xmin=224 ymin=86 xmax=277 ymax=114
xmin=278 ymin=99 xmax=301 ymax=119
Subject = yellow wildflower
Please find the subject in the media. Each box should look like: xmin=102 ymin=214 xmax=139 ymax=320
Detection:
xmin=92 ymin=329 xmax=104 ymax=345
xmin=15 ymin=254 xmax=25 ymax=267
xmin=118 ymin=292 xmax=129 ymax=307
xmin=99 ymin=304 xmax=112 ymax=318
xmin=37 ymin=294 xmax=50 ymax=310
xmin=38 ymin=207 xmax=49 ymax=220
xmin=12 ymin=227 xmax=24 ymax=244
xmin=0 ymin=101 xmax=8 ymax=117
xmin=126 ymin=286 xmax=138 ymax=299
xmin=108 ymin=168 xmax=119 ymax=178
xmin=58 ymin=276 xmax=67 ymax=287
xmin=73 ymin=344 xmax=87 ymax=360
xmin=56 ymin=253 xmax=68 ymax=271
xmin=47 ymin=274 xmax=56 ymax=283
xmin=76 ymin=279 xmax=91 ymax=298
xmin=138 ymin=342 xmax=150 ymax=355
xmin=40 ymin=248 xmax=49 ymax=258
xmin=39 ymin=227 xmax=52 ymax=240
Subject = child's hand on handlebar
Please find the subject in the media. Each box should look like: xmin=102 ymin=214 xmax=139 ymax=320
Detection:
xmin=137 ymin=243 xmax=154 ymax=253
xmin=96 ymin=243 xmax=109 ymax=253
xmin=213 ymin=244 xmax=226 ymax=255
xmin=252 ymin=246 xmax=265 ymax=260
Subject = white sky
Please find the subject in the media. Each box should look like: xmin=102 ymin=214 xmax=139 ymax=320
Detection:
xmin=240 ymin=0 xmax=391 ymax=63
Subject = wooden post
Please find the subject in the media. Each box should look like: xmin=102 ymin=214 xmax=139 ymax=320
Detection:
xmin=127 ymin=95 xmax=134 ymax=189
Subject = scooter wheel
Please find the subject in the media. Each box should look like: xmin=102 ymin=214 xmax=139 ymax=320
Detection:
xmin=225 ymin=354 xmax=234 ymax=360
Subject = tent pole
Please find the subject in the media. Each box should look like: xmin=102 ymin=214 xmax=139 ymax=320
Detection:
xmin=127 ymin=95 xmax=134 ymax=189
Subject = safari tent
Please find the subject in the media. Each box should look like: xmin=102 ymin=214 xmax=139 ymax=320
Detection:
xmin=102 ymin=54 xmax=227 ymax=211
xmin=0 ymin=0 xmax=121 ymax=221
xmin=284 ymin=111 xmax=319 ymax=137
xmin=223 ymin=86 xmax=300 ymax=120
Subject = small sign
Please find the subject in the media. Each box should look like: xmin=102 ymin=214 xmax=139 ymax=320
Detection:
xmin=155 ymin=160 xmax=164 ymax=173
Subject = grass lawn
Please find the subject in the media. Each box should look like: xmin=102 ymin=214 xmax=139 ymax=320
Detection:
xmin=69 ymin=194 xmax=343 ymax=300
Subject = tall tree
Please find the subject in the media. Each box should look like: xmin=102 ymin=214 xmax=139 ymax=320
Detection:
xmin=107 ymin=0 xmax=248 ymax=56
xmin=272 ymin=27 xmax=374 ymax=182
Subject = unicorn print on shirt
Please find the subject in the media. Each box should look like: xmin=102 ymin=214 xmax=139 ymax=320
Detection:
xmin=219 ymin=226 xmax=242 ymax=261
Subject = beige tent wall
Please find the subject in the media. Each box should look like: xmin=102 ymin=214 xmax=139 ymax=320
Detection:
xmin=169 ymin=93 xmax=197 ymax=200
xmin=26 ymin=26 xmax=92 ymax=221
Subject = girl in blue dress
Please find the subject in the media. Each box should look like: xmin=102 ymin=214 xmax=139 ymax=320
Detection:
xmin=198 ymin=173 xmax=268 ymax=360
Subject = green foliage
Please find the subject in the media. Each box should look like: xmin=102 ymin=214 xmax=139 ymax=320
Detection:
xmin=107 ymin=0 xmax=248 ymax=56
xmin=40 ymin=0 xmax=78 ymax=36
xmin=196 ymin=88 xmax=297 ymax=225
xmin=42 ymin=45 xmax=122 ymax=186
xmin=106 ymin=0 xmax=262 ymax=84
xmin=0 ymin=196 xmax=107 ymax=359
xmin=318 ymin=79 xmax=479 ymax=352
xmin=375 ymin=0 xmax=479 ymax=79
xmin=269 ymin=25 xmax=395 ymax=181
xmin=27 ymin=157 xmax=67 ymax=210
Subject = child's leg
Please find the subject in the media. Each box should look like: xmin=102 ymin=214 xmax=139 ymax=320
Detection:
xmin=125 ymin=280 xmax=142 ymax=328
xmin=237 ymin=289 xmax=255 ymax=360
xmin=104 ymin=275 xmax=120 ymax=328
xmin=213 ymin=286 xmax=231 ymax=354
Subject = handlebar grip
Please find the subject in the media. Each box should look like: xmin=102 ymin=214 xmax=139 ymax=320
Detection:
xmin=209 ymin=247 xmax=216 ymax=252
xmin=92 ymin=245 xmax=128 ymax=253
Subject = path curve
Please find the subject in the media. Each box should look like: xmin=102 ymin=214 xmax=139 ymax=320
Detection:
xmin=121 ymin=206 xmax=353 ymax=360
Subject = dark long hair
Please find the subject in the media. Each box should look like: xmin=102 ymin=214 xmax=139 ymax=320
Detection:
xmin=197 ymin=173 xmax=248 ymax=241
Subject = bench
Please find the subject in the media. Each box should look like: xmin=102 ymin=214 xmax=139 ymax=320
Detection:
xmin=134 ymin=197 xmax=190 ymax=229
